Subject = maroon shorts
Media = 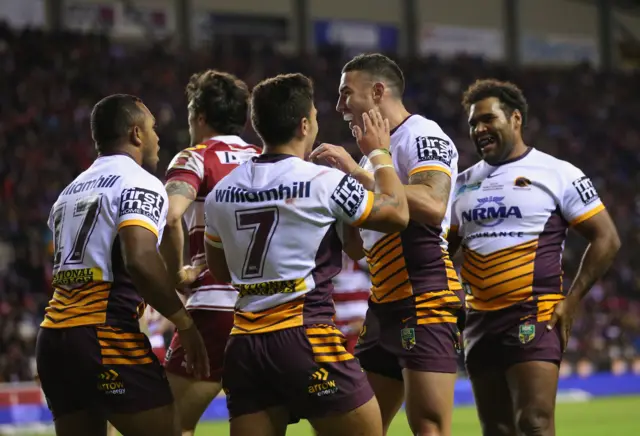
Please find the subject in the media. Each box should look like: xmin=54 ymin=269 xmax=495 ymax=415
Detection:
xmin=355 ymin=298 xmax=461 ymax=380
xmin=164 ymin=309 xmax=234 ymax=382
xmin=463 ymin=304 xmax=563 ymax=378
xmin=36 ymin=326 xmax=173 ymax=419
xmin=223 ymin=324 xmax=373 ymax=420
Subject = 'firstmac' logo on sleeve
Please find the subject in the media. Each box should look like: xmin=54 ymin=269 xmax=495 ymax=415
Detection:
xmin=331 ymin=175 xmax=366 ymax=218
xmin=119 ymin=187 xmax=165 ymax=225
xmin=572 ymin=176 xmax=599 ymax=205
xmin=415 ymin=136 xmax=452 ymax=166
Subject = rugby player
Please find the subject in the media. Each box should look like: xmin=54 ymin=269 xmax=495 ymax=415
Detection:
xmin=450 ymin=79 xmax=620 ymax=436
xmin=159 ymin=70 xmax=260 ymax=436
xmin=311 ymin=53 xmax=463 ymax=436
xmin=203 ymin=73 xmax=409 ymax=436
xmin=35 ymin=94 xmax=209 ymax=436
xmin=332 ymin=253 xmax=371 ymax=354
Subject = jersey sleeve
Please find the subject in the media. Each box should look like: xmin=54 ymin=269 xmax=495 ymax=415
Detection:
xmin=116 ymin=176 xmax=168 ymax=238
xmin=325 ymin=169 xmax=374 ymax=226
xmin=203 ymin=190 xmax=222 ymax=248
xmin=165 ymin=147 xmax=206 ymax=191
xmin=559 ymin=164 xmax=605 ymax=226
xmin=398 ymin=120 xmax=455 ymax=178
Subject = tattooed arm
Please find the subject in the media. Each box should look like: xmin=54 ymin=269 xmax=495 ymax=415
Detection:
xmin=405 ymin=170 xmax=451 ymax=227
xmin=159 ymin=180 xmax=197 ymax=287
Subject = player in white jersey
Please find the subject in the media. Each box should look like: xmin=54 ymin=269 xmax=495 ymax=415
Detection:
xmin=35 ymin=95 xmax=208 ymax=436
xmin=311 ymin=53 xmax=463 ymax=436
xmin=204 ymin=73 xmax=410 ymax=436
xmin=158 ymin=70 xmax=260 ymax=436
xmin=449 ymin=79 xmax=620 ymax=436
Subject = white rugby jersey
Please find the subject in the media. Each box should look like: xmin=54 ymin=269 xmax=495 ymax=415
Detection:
xmin=41 ymin=154 xmax=169 ymax=329
xmin=203 ymin=153 xmax=373 ymax=335
xmin=165 ymin=136 xmax=260 ymax=311
xmin=451 ymin=148 xmax=605 ymax=317
xmin=332 ymin=254 xmax=371 ymax=336
xmin=359 ymin=115 xmax=463 ymax=315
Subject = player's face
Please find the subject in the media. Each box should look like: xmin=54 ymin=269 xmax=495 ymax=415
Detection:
xmin=187 ymin=101 xmax=204 ymax=147
xmin=137 ymin=103 xmax=160 ymax=171
xmin=303 ymin=104 xmax=319 ymax=154
xmin=468 ymin=97 xmax=518 ymax=165
xmin=336 ymin=71 xmax=377 ymax=131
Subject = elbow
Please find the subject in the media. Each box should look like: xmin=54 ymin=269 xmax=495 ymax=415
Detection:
xmin=414 ymin=203 xmax=446 ymax=228
xmin=609 ymin=230 xmax=622 ymax=254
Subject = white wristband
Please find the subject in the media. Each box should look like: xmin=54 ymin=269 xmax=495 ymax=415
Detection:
xmin=367 ymin=149 xmax=391 ymax=160
xmin=373 ymin=164 xmax=395 ymax=172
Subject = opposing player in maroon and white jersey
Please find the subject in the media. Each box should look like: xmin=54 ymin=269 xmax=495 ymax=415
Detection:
xmin=333 ymin=252 xmax=371 ymax=354
xmin=158 ymin=70 xmax=260 ymax=436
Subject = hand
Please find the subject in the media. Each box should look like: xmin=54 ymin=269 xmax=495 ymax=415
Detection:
xmin=177 ymin=323 xmax=210 ymax=379
xmin=309 ymin=143 xmax=359 ymax=174
xmin=177 ymin=264 xmax=206 ymax=288
xmin=546 ymin=295 xmax=579 ymax=351
xmin=352 ymin=109 xmax=391 ymax=157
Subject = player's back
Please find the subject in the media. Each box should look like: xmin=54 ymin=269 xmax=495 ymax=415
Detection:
xmin=41 ymin=154 xmax=167 ymax=330
xmin=205 ymin=153 xmax=374 ymax=335
xmin=166 ymin=136 xmax=261 ymax=311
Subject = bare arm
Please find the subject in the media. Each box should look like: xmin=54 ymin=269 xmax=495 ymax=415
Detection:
xmin=356 ymin=154 xmax=409 ymax=233
xmin=567 ymin=209 xmax=620 ymax=302
xmin=342 ymin=222 xmax=365 ymax=261
xmin=119 ymin=226 xmax=192 ymax=329
xmin=159 ymin=180 xmax=197 ymax=286
xmin=406 ymin=170 xmax=451 ymax=227
xmin=205 ymin=242 xmax=232 ymax=284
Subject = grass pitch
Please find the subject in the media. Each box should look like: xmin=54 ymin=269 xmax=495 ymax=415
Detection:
xmin=195 ymin=395 xmax=640 ymax=435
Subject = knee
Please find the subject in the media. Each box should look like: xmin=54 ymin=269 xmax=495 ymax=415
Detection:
xmin=516 ymin=407 xmax=553 ymax=436
xmin=408 ymin=417 xmax=443 ymax=436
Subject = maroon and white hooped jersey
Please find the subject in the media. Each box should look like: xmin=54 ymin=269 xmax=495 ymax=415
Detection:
xmin=332 ymin=253 xmax=371 ymax=336
xmin=165 ymin=136 xmax=261 ymax=312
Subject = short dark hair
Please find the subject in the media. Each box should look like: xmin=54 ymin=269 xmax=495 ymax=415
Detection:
xmin=186 ymin=70 xmax=249 ymax=136
xmin=462 ymin=79 xmax=528 ymax=128
xmin=251 ymin=73 xmax=314 ymax=146
xmin=342 ymin=53 xmax=405 ymax=96
xmin=91 ymin=94 xmax=145 ymax=153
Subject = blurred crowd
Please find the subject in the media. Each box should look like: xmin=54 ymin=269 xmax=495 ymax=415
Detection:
xmin=0 ymin=23 xmax=639 ymax=383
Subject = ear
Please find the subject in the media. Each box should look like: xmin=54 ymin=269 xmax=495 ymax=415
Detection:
xmin=372 ymin=82 xmax=385 ymax=103
xmin=130 ymin=125 xmax=143 ymax=147
xmin=197 ymin=112 xmax=206 ymax=126
xmin=299 ymin=116 xmax=310 ymax=138
xmin=511 ymin=109 xmax=522 ymax=131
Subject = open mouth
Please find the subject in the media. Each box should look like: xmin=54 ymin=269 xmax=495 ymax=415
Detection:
xmin=343 ymin=113 xmax=354 ymax=129
xmin=477 ymin=135 xmax=497 ymax=152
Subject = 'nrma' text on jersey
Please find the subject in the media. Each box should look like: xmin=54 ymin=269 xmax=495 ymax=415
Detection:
xmin=214 ymin=182 xmax=311 ymax=203
xmin=461 ymin=196 xmax=522 ymax=227
xmin=61 ymin=175 xmax=120 ymax=196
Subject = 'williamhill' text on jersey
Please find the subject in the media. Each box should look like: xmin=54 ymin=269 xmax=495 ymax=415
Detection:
xmin=451 ymin=148 xmax=605 ymax=320
xmin=358 ymin=115 xmax=463 ymax=322
xmin=204 ymin=153 xmax=374 ymax=336
xmin=165 ymin=136 xmax=261 ymax=311
xmin=41 ymin=154 xmax=169 ymax=330
xmin=214 ymin=182 xmax=311 ymax=203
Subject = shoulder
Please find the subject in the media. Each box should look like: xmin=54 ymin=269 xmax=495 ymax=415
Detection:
xmin=527 ymin=149 xmax=585 ymax=185
xmin=121 ymin=166 xmax=167 ymax=199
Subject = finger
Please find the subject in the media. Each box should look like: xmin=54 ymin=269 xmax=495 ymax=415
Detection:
xmin=352 ymin=125 xmax=363 ymax=141
xmin=546 ymin=312 xmax=558 ymax=330
xmin=374 ymin=109 xmax=384 ymax=129
xmin=562 ymin=325 xmax=569 ymax=352
xmin=384 ymin=118 xmax=390 ymax=134
xmin=308 ymin=145 xmax=324 ymax=160
xmin=362 ymin=112 xmax=372 ymax=134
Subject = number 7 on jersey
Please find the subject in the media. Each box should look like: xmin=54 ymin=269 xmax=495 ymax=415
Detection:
xmin=235 ymin=206 xmax=279 ymax=280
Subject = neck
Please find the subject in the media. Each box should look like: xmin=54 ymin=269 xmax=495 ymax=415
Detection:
xmin=506 ymin=140 xmax=529 ymax=161
xmin=262 ymin=141 xmax=306 ymax=160
xmin=100 ymin=146 xmax=141 ymax=166
xmin=197 ymin=128 xmax=223 ymax=144
xmin=381 ymin=101 xmax=411 ymax=132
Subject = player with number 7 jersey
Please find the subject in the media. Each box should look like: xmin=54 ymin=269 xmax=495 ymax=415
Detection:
xmin=203 ymin=74 xmax=408 ymax=436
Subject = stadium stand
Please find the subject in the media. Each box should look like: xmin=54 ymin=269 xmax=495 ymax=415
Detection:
xmin=0 ymin=22 xmax=638 ymax=390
